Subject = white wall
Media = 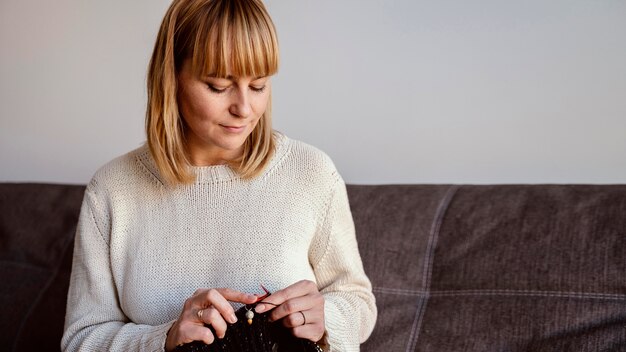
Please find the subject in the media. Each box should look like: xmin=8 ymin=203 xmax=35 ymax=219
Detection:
xmin=1 ymin=0 xmax=625 ymax=185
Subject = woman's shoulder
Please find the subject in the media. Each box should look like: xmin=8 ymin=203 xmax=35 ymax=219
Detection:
xmin=276 ymin=131 xmax=342 ymax=185
xmin=87 ymin=144 xmax=158 ymax=193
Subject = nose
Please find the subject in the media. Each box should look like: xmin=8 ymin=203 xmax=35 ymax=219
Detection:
xmin=229 ymin=88 xmax=252 ymax=118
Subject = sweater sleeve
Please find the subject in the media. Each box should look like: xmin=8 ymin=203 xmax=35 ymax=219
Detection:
xmin=309 ymin=175 xmax=378 ymax=351
xmin=61 ymin=182 xmax=175 ymax=352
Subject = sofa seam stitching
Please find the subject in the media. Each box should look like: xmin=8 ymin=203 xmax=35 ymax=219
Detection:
xmin=431 ymin=289 xmax=626 ymax=300
xmin=406 ymin=184 xmax=460 ymax=352
xmin=373 ymin=287 xmax=626 ymax=300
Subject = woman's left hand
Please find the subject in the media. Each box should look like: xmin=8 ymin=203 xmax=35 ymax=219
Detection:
xmin=254 ymin=279 xmax=325 ymax=343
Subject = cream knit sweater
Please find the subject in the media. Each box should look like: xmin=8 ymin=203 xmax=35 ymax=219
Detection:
xmin=61 ymin=131 xmax=377 ymax=351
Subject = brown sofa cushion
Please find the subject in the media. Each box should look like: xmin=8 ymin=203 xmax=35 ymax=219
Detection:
xmin=351 ymin=185 xmax=626 ymax=351
xmin=0 ymin=183 xmax=84 ymax=351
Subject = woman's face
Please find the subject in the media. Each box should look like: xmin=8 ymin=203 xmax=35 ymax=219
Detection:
xmin=176 ymin=58 xmax=271 ymax=166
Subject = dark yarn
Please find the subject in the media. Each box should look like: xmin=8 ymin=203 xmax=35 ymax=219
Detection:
xmin=174 ymin=302 xmax=323 ymax=352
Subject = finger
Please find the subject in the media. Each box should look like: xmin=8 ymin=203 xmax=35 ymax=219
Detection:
xmin=215 ymin=288 xmax=258 ymax=304
xmin=283 ymin=308 xmax=324 ymax=328
xmin=182 ymin=323 xmax=216 ymax=346
xmin=268 ymin=295 xmax=316 ymax=322
xmin=193 ymin=289 xmax=241 ymax=323
xmin=282 ymin=310 xmax=307 ymax=328
xmin=202 ymin=307 xmax=228 ymax=339
xmin=192 ymin=288 xmax=257 ymax=307
xmin=256 ymin=280 xmax=318 ymax=313
xmin=290 ymin=323 xmax=326 ymax=342
xmin=189 ymin=325 xmax=215 ymax=345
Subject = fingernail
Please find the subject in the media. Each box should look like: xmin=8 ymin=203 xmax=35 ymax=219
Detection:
xmin=255 ymin=304 xmax=265 ymax=313
xmin=247 ymin=294 xmax=257 ymax=300
xmin=230 ymin=314 xmax=238 ymax=323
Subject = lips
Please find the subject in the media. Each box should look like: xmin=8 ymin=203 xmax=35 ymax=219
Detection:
xmin=220 ymin=124 xmax=246 ymax=133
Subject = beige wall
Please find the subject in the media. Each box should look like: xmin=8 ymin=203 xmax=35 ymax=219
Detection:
xmin=2 ymin=0 xmax=625 ymax=184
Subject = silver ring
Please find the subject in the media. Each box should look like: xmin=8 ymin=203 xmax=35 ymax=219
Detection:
xmin=299 ymin=311 xmax=306 ymax=326
xmin=197 ymin=309 xmax=204 ymax=320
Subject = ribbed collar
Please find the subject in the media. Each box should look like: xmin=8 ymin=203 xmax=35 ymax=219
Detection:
xmin=135 ymin=130 xmax=290 ymax=185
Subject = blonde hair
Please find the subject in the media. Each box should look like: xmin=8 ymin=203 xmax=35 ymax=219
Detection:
xmin=146 ymin=0 xmax=279 ymax=185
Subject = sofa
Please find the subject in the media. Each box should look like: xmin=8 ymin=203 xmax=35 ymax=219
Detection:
xmin=2 ymin=183 xmax=626 ymax=351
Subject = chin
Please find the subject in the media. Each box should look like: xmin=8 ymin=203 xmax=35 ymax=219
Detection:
xmin=215 ymin=136 xmax=248 ymax=150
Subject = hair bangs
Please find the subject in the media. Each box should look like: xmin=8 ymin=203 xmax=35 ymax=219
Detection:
xmin=189 ymin=0 xmax=279 ymax=80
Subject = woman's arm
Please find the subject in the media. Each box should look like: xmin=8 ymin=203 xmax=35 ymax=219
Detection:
xmin=61 ymin=183 xmax=175 ymax=351
xmin=308 ymin=175 xmax=378 ymax=351
xmin=253 ymin=174 xmax=377 ymax=351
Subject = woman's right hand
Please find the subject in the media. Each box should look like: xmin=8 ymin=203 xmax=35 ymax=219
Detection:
xmin=165 ymin=288 xmax=258 ymax=351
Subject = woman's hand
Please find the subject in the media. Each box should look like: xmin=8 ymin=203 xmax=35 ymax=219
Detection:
xmin=254 ymin=280 xmax=325 ymax=343
xmin=165 ymin=288 xmax=258 ymax=351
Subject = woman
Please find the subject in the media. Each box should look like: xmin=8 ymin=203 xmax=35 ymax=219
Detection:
xmin=61 ymin=0 xmax=376 ymax=351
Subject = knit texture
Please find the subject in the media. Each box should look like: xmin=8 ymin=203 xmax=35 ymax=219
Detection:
xmin=61 ymin=131 xmax=377 ymax=352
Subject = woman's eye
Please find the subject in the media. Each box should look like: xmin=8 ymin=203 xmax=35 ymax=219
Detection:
xmin=207 ymin=84 xmax=227 ymax=93
xmin=251 ymin=85 xmax=266 ymax=93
